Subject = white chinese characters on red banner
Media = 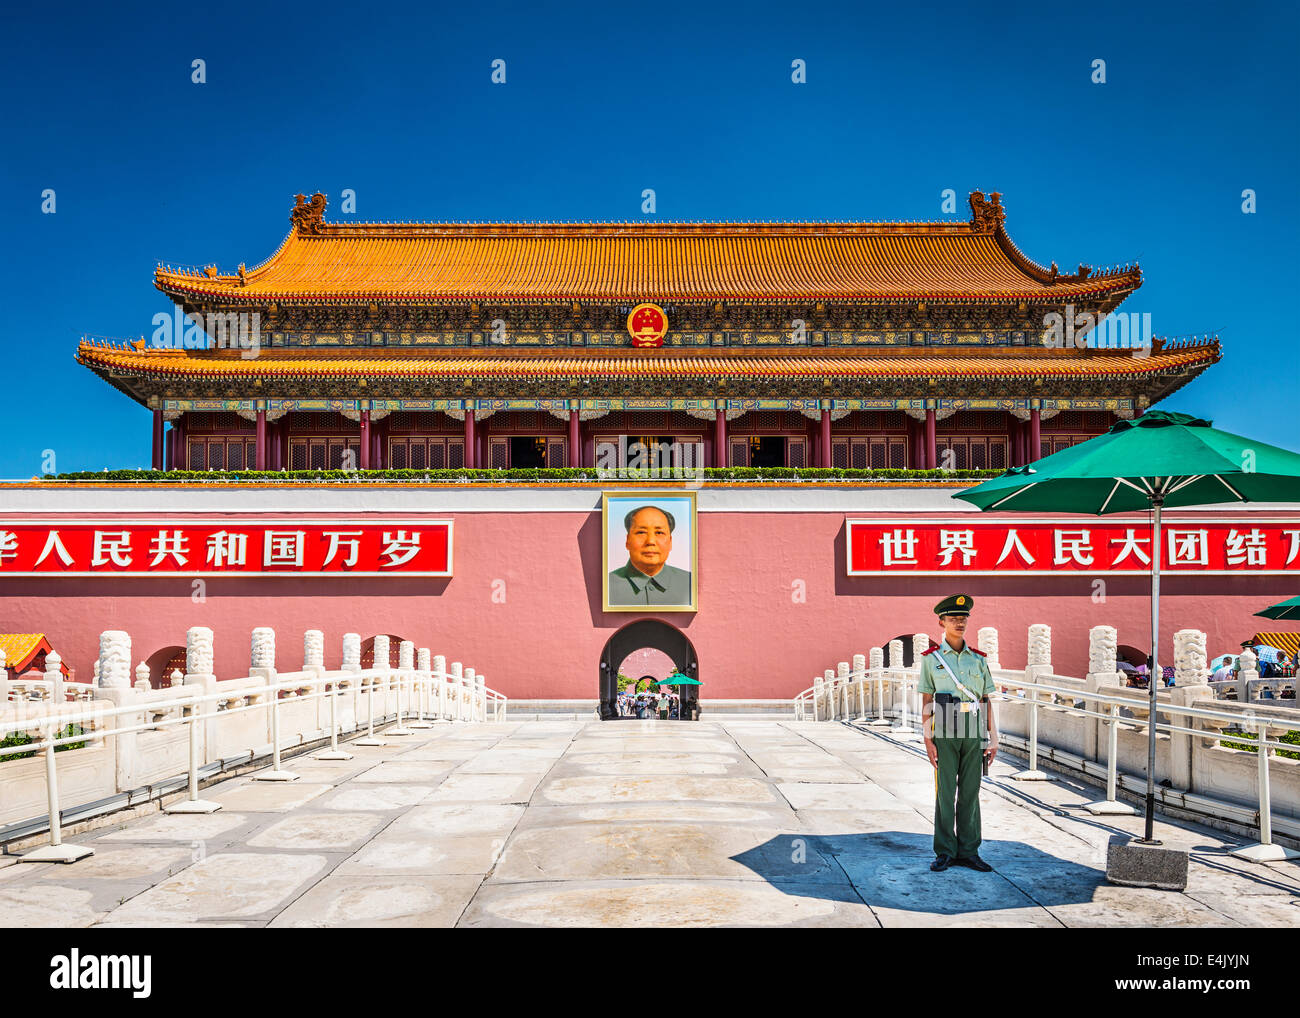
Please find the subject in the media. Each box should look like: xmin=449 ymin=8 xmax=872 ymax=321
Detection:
xmin=846 ymin=519 xmax=1300 ymax=575
xmin=0 ymin=521 xmax=453 ymax=576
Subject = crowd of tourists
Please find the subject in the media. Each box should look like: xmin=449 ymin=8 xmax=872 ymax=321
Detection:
xmin=617 ymin=684 xmax=680 ymax=719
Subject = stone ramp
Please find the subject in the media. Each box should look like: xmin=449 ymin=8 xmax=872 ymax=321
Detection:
xmin=1 ymin=719 xmax=1296 ymax=927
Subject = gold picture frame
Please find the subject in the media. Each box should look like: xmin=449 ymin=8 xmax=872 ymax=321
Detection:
xmin=601 ymin=491 xmax=698 ymax=612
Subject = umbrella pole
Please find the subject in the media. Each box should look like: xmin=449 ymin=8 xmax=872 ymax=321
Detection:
xmin=1143 ymin=494 xmax=1164 ymax=843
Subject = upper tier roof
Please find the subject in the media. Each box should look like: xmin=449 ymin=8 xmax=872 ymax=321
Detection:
xmin=154 ymin=192 xmax=1142 ymax=306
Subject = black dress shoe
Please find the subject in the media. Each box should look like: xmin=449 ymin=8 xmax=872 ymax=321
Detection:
xmin=930 ymin=854 xmax=953 ymax=871
xmin=956 ymin=854 xmax=993 ymax=872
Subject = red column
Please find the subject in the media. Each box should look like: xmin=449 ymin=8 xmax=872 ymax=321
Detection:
xmin=479 ymin=415 xmax=489 ymax=469
xmin=151 ymin=406 xmax=163 ymax=470
xmin=1028 ymin=405 xmax=1041 ymax=463
xmin=713 ymin=409 xmax=727 ymax=468
xmin=279 ymin=421 xmax=290 ymax=471
xmin=163 ymin=428 xmax=172 ymax=473
xmin=924 ymin=408 xmax=937 ymax=470
xmin=255 ymin=406 xmax=267 ymax=470
xmin=819 ymin=409 xmax=832 ymax=468
xmin=172 ymin=417 xmax=187 ymax=470
xmin=359 ymin=409 xmax=371 ymax=470
xmin=568 ymin=409 xmax=580 ymax=468
xmin=464 ymin=408 xmax=476 ymax=468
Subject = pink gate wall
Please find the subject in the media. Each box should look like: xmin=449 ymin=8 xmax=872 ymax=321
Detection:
xmin=0 ymin=508 xmax=1294 ymax=699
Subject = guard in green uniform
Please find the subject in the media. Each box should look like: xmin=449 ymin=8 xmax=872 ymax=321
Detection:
xmin=918 ymin=593 xmax=999 ymax=872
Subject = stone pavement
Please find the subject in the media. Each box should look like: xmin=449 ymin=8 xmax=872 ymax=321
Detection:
xmin=2 ymin=718 xmax=1298 ymax=927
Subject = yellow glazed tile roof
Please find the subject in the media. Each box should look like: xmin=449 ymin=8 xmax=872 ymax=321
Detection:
xmin=77 ymin=340 xmax=1219 ymax=382
xmin=153 ymin=194 xmax=1141 ymax=304
xmin=0 ymin=634 xmax=52 ymax=673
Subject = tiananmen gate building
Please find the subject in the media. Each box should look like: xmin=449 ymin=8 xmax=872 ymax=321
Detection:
xmin=3 ymin=190 xmax=1292 ymax=714
xmin=77 ymin=191 xmax=1218 ymax=475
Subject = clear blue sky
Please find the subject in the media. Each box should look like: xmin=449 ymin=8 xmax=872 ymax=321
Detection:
xmin=3 ymin=0 xmax=1296 ymax=475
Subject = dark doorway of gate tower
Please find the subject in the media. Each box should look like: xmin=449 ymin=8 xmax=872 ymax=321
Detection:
xmin=598 ymin=619 xmax=700 ymax=721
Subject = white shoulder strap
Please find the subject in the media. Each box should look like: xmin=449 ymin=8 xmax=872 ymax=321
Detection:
xmin=932 ymin=650 xmax=979 ymax=701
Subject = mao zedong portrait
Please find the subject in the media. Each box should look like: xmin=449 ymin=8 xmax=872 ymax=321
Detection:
xmin=607 ymin=505 xmax=692 ymax=607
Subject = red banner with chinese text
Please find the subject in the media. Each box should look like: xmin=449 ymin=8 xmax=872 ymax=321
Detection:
xmin=847 ymin=518 xmax=1300 ymax=575
xmin=0 ymin=520 xmax=453 ymax=576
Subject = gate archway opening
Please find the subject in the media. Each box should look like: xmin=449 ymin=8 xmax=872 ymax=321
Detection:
xmin=598 ymin=619 xmax=699 ymax=721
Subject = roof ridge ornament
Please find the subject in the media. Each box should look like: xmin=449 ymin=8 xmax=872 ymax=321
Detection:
xmin=968 ymin=190 xmax=1005 ymax=234
xmin=291 ymin=193 xmax=328 ymax=235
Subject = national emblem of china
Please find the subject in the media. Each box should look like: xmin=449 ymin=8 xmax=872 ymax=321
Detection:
xmin=627 ymin=303 xmax=668 ymax=347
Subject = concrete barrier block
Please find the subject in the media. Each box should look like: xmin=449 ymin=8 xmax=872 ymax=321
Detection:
xmin=1105 ymin=834 xmax=1188 ymax=890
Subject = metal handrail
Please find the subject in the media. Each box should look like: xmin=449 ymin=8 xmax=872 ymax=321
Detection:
xmin=1 ymin=664 xmax=508 ymax=861
xmin=798 ymin=663 xmax=1299 ymax=859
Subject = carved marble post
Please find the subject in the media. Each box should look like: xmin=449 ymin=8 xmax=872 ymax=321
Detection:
xmin=43 ymin=651 xmax=65 ymax=703
xmin=169 ymin=669 xmax=183 ymax=687
xmin=250 ymin=627 xmax=276 ymax=675
xmin=304 ymin=629 xmax=325 ymax=670
xmin=837 ymin=661 xmax=850 ymax=718
xmin=867 ymin=647 xmax=889 ymax=725
xmin=1169 ymin=629 xmax=1213 ymax=791
xmin=351 ymin=632 xmax=385 ymax=747
xmin=372 ymin=635 xmax=391 ymax=696
xmin=887 ymin=638 xmax=905 ymax=722
xmin=853 ymin=652 xmax=867 ymax=720
xmin=186 ymin=627 xmax=214 ymax=682
xmin=1079 ymin=625 xmax=1121 ymax=788
xmin=180 ymin=626 xmax=218 ymax=775
xmin=1088 ymin=626 xmax=1117 ymax=678
xmin=98 ymin=631 xmax=131 ymax=689
xmin=1015 ymin=624 xmax=1052 ymax=781
xmin=134 ymin=662 xmax=151 ymax=692
xmin=976 ymin=627 xmax=1000 ymax=670
xmin=1174 ymin=630 xmax=1208 ymax=687
xmin=811 ymin=673 xmax=824 ymax=722
xmin=825 ymin=667 xmax=837 ymax=720
xmin=410 ymin=647 xmax=434 ymax=727
xmin=450 ymin=662 xmax=464 ymax=721
xmin=342 ymin=633 xmax=362 ymax=672
xmin=1026 ymin=624 xmax=1052 ymax=672
xmin=388 ymin=640 xmax=417 ymax=735
xmin=250 ymin=625 xmax=297 ymax=781
xmin=1240 ymin=648 xmax=1263 ymax=704
xmin=434 ymin=654 xmax=448 ymax=719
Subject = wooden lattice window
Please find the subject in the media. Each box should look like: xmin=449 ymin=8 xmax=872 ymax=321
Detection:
xmin=624 ymin=411 xmax=665 ymax=431
xmin=788 ymin=438 xmax=806 ymax=468
xmin=490 ymin=439 xmax=509 ymax=468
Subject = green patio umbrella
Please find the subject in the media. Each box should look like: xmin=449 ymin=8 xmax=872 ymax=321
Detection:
xmin=1254 ymin=596 xmax=1300 ymax=621
xmin=955 ymin=410 xmax=1300 ymax=845
xmin=664 ymin=671 xmax=701 ymax=685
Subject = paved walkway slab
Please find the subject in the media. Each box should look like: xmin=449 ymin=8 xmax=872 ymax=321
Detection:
xmin=2 ymin=717 xmax=1296 ymax=927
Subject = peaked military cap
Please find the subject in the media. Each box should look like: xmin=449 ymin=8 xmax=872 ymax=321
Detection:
xmin=934 ymin=593 xmax=974 ymax=617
